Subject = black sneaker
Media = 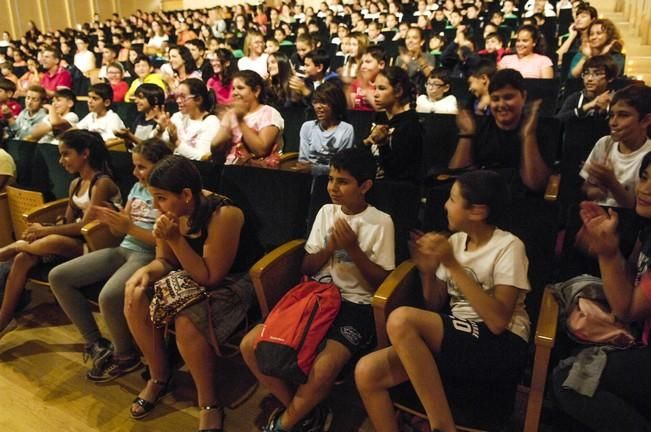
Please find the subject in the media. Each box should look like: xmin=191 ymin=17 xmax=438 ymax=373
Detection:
xmin=297 ymin=405 xmax=333 ymax=432
xmin=87 ymin=354 xmax=144 ymax=383
xmin=82 ymin=337 xmax=112 ymax=366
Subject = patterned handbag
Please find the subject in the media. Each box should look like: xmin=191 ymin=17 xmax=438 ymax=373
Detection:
xmin=150 ymin=270 xmax=208 ymax=327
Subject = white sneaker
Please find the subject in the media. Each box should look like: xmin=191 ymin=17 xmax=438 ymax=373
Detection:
xmin=0 ymin=319 xmax=18 ymax=340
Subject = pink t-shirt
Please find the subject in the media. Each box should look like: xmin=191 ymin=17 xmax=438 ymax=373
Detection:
xmin=206 ymin=77 xmax=233 ymax=105
xmin=349 ymin=79 xmax=374 ymax=111
xmin=499 ymin=53 xmax=553 ymax=79
xmin=225 ymin=104 xmax=284 ymax=166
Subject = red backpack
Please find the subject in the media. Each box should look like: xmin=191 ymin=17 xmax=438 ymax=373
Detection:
xmin=254 ymin=278 xmax=341 ymax=384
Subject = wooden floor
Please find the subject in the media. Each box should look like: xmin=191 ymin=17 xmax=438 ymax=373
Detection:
xmin=0 ymin=285 xmax=374 ymax=432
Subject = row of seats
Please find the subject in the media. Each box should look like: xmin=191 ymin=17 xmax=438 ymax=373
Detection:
xmin=1 ymin=140 xmax=560 ymax=431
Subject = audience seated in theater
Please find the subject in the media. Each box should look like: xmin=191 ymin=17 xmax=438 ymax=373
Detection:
xmin=105 ymin=62 xmax=129 ymax=103
xmin=580 ymin=85 xmax=651 ymax=210
xmin=289 ymin=33 xmax=316 ymax=75
xmin=206 ymin=48 xmax=237 ymax=106
xmin=0 ymin=130 xmax=121 ymax=341
xmin=288 ymin=48 xmax=341 ymax=105
xmin=213 ymin=70 xmax=284 ymax=168
xmin=298 ymin=81 xmax=354 ymax=175
xmin=238 ymin=31 xmax=269 ymax=80
xmin=355 ymin=170 xmax=530 ymax=432
xmin=0 ymin=79 xmax=22 ymax=122
xmin=39 ymin=46 xmax=72 ymax=98
xmin=15 ymin=57 xmax=41 ymax=98
xmin=364 ymin=66 xmax=422 ymax=183
xmin=498 ymin=25 xmax=553 ymax=79
xmin=7 ymin=84 xmax=46 ymax=139
xmin=185 ymin=39 xmax=213 ymax=82
xmin=155 ymin=78 xmax=219 ymax=160
xmin=115 ymin=83 xmax=166 ymax=149
xmin=552 ymin=167 xmax=651 ymax=432
xmin=241 ymin=148 xmax=395 ymax=432
xmin=467 ymin=59 xmax=497 ymax=116
xmin=266 ymin=51 xmax=301 ymax=109
xmin=339 ymin=32 xmax=368 ymax=85
xmin=30 ymin=88 xmax=78 ymax=144
xmin=76 ymin=83 xmax=126 ymax=141
xmin=569 ymin=18 xmax=625 ymax=79
xmin=124 ymin=155 xmax=256 ymax=430
xmin=449 ymin=69 xmax=552 ymax=192
xmin=396 ymin=27 xmax=436 ymax=83
xmin=161 ymin=45 xmax=203 ymax=96
xmin=348 ymin=46 xmax=387 ymax=112
xmin=73 ymin=35 xmax=96 ymax=75
xmin=556 ymin=3 xmax=598 ymax=60
xmin=556 ymin=55 xmax=618 ymax=122
xmin=416 ymin=69 xmax=459 ymax=115
xmin=48 ymin=139 xmax=172 ymax=383
xmin=124 ymin=55 xmax=167 ymax=103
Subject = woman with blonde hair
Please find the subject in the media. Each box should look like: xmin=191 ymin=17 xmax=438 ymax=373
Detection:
xmin=237 ymin=31 xmax=268 ymax=79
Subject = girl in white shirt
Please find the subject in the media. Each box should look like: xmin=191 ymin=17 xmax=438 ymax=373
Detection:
xmin=158 ymin=78 xmax=219 ymax=160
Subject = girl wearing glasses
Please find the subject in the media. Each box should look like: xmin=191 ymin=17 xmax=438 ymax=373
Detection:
xmin=416 ymin=69 xmax=458 ymax=114
xmin=156 ymin=78 xmax=219 ymax=160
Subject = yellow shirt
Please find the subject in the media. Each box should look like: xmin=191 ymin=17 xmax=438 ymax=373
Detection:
xmin=124 ymin=73 xmax=167 ymax=102
xmin=0 ymin=148 xmax=16 ymax=190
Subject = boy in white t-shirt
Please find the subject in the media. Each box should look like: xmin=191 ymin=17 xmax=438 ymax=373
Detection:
xmin=29 ymin=88 xmax=79 ymax=144
xmin=76 ymin=83 xmax=125 ymax=141
xmin=581 ymin=85 xmax=651 ymax=209
xmin=241 ymin=148 xmax=395 ymax=432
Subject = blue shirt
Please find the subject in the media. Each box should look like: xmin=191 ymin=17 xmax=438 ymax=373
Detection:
xmin=299 ymin=120 xmax=354 ymax=175
xmin=120 ymin=182 xmax=158 ymax=254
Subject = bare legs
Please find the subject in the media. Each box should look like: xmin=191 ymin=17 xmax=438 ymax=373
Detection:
xmin=175 ymin=314 xmax=223 ymax=430
xmin=0 ymin=235 xmax=83 ymax=332
xmin=355 ymin=307 xmax=457 ymax=432
xmin=241 ymin=324 xmax=351 ymax=430
xmin=124 ymin=280 xmax=167 ymax=415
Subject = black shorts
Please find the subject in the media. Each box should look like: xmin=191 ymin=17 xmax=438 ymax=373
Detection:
xmin=325 ymin=300 xmax=376 ymax=357
xmin=435 ymin=314 xmax=528 ymax=387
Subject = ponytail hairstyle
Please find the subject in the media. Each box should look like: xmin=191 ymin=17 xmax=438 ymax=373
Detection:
xmin=378 ymin=66 xmax=415 ymax=108
xmin=517 ymin=24 xmax=547 ymax=55
xmin=59 ymin=130 xmax=114 ymax=178
xmin=181 ymin=77 xmax=215 ymax=113
xmin=148 ymin=155 xmax=224 ymax=235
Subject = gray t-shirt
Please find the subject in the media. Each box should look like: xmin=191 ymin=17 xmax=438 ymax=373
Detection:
xmin=298 ymin=120 xmax=355 ymax=175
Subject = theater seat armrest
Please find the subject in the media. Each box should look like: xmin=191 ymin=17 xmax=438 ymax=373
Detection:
xmin=535 ymin=286 xmax=559 ymax=348
xmin=249 ymin=239 xmax=306 ymax=318
xmin=24 ymin=198 xmax=68 ymax=224
xmin=544 ymin=173 xmax=561 ymax=202
xmin=81 ymin=220 xmax=124 ymax=252
xmin=372 ymin=260 xmax=420 ymax=348
xmin=524 ymin=286 xmax=559 ymax=432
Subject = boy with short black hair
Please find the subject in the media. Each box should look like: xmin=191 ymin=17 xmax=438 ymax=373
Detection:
xmin=76 ymin=83 xmax=125 ymax=141
xmin=241 ymin=147 xmax=396 ymax=432
xmin=7 ymin=84 xmax=47 ymax=139
xmin=30 ymin=88 xmax=78 ymax=144
xmin=556 ymin=55 xmax=618 ymax=121
xmin=581 ymin=84 xmax=651 ymax=209
xmin=289 ymin=49 xmax=341 ymax=102
xmin=467 ymin=59 xmax=497 ymax=115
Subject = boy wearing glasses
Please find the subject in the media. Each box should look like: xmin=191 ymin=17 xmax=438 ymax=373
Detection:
xmin=556 ymin=55 xmax=617 ymax=122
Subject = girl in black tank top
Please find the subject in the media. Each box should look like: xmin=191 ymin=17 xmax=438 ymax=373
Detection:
xmin=124 ymin=156 xmax=261 ymax=431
